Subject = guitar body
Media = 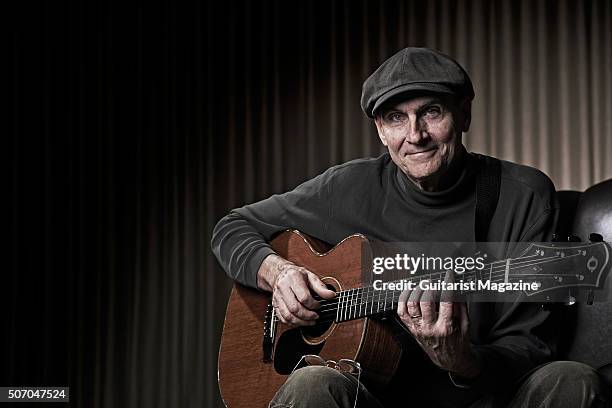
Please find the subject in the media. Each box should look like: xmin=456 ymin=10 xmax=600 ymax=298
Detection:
xmin=218 ymin=230 xmax=402 ymax=408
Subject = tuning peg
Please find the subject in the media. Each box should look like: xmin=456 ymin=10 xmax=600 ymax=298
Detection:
xmin=584 ymin=233 xmax=602 ymax=305
xmin=586 ymin=290 xmax=595 ymax=305
xmin=589 ymin=233 xmax=603 ymax=242
xmin=567 ymin=235 xmax=581 ymax=242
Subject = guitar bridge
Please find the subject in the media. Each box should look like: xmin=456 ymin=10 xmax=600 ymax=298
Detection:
xmin=263 ymin=303 xmax=275 ymax=362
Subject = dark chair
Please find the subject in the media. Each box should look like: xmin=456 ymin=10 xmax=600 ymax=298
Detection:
xmin=557 ymin=179 xmax=612 ymax=384
xmin=556 ymin=190 xmax=582 ymax=238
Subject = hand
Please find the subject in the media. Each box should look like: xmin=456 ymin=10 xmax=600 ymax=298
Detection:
xmin=396 ymin=280 xmax=482 ymax=379
xmin=258 ymin=254 xmax=336 ymax=327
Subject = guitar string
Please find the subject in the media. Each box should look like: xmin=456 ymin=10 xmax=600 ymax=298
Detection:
xmin=271 ymin=253 xmax=586 ymax=325
xmin=270 ymin=252 xmax=588 ymax=325
xmin=313 ymin=253 xmax=583 ymax=314
xmin=310 ymin=252 xmax=582 ymax=314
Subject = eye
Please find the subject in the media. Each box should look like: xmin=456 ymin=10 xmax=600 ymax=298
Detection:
xmin=387 ymin=112 xmax=405 ymax=122
xmin=424 ymin=105 xmax=442 ymax=117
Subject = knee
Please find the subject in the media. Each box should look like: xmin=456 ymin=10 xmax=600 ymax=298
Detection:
xmin=283 ymin=366 xmax=353 ymax=394
xmin=534 ymin=361 xmax=600 ymax=386
xmin=523 ymin=361 xmax=607 ymax=405
xmin=271 ymin=366 xmax=357 ymax=407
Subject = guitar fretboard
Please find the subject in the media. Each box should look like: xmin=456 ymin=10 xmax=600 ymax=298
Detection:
xmin=315 ymin=250 xmax=582 ymax=323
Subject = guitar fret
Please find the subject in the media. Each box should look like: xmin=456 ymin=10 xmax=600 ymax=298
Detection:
xmin=384 ymin=288 xmax=388 ymax=314
xmin=356 ymin=288 xmax=363 ymax=318
xmin=349 ymin=289 xmax=354 ymax=320
xmin=343 ymin=290 xmax=347 ymax=322
xmin=504 ymin=259 xmax=510 ymax=283
xmin=349 ymin=289 xmax=353 ymax=321
xmin=336 ymin=290 xmax=342 ymax=322
xmin=354 ymin=289 xmax=358 ymax=320
xmin=343 ymin=290 xmax=348 ymax=322
xmin=347 ymin=289 xmax=351 ymax=321
xmin=356 ymin=289 xmax=361 ymax=319
xmin=351 ymin=289 xmax=355 ymax=320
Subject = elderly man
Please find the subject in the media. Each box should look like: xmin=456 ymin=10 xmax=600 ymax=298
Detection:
xmin=212 ymin=48 xmax=607 ymax=407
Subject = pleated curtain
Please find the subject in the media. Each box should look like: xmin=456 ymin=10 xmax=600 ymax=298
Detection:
xmin=8 ymin=1 xmax=612 ymax=407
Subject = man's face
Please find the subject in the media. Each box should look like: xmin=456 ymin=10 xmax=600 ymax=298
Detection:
xmin=374 ymin=95 xmax=469 ymax=189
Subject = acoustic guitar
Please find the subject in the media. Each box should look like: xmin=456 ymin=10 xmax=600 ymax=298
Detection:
xmin=217 ymin=230 xmax=610 ymax=407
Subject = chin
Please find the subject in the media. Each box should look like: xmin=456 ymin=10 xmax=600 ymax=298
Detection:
xmin=402 ymin=159 xmax=443 ymax=180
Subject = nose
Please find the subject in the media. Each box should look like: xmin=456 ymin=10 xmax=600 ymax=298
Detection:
xmin=404 ymin=116 xmax=426 ymax=144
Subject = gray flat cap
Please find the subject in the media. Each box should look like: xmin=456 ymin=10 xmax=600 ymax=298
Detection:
xmin=361 ymin=47 xmax=474 ymax=118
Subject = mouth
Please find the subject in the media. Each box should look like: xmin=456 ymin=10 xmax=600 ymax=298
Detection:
xmin=407 ymin=147 xmax=437 ymax=157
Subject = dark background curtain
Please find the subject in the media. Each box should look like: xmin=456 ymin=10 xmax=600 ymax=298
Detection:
xmin=8 ymin=1 xmax=611 ymax=407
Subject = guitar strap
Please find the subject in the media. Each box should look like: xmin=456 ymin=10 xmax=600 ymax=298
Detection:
xmin=474 ymin=154 xmax=501 ymax=242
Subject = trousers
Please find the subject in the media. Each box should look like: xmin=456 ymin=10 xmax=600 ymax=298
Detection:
xmin=269 ymin=361 xmax=610 ymax=408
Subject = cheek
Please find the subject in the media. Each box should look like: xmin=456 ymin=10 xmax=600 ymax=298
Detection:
xmin=429 ymin=121 xmax=455 ymax=143
xmin=385 ymin=133 xmax=406 ymax=152
xmin=431 ymin=123 xmax=458 ymax=152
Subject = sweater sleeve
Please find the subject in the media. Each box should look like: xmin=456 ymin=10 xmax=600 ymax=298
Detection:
xmin=210 ymin=168 xmax=334 ymax=289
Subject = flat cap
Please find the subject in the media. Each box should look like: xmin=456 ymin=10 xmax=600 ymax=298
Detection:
xmin=361 ymin=47 xmax=474 ymax=118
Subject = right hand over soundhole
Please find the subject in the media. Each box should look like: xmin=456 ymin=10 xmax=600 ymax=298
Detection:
xmin=257 ymin=254 xmax=336 ymax=327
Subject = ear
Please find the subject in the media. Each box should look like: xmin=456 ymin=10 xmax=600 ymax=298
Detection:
xmin=460 ymin=99 xmax=472 ymax=132
xmin=374 ymin=116 xmax=389 ymax=146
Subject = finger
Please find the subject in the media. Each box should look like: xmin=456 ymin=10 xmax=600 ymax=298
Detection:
xmin=276 ymin=296 xmax=315 ymax=326
xmin=306 ymin=272 xmax=336 ymax=299
xmin=457 ymin=302 xmax=469 ymax=334
xmin=397 ymin=288 xmax=417 ymax=329
xmin=398 ymin=286 xmax=413 ymax=304
xmin=291 ymin=275 xmax=320 ymax=310
xmin=271 ymin=297 xmax=286 ymax=323
xmin=272 ymin=293 xmax=288 ymax=324
xmin=397 ymin=288 xmax=409 ymax=318
xmin=279 ymin=284 xmax=319 ymax=321
xmin=438 ymin=300 xmax=454 ymax=323
xmin=397 ymin=286 xmax=414 ymax=309
xmin=420 ymin=300 xmax=436 ymax=324
xmin=420 ymin=281 xmax=438 ymax=303
xmin=407 ymin=283 xmax=424 ymax=317
xmin=406 ymin=301 xmax=421 ymax=319
xmin=283 ymin=288 xmax=319 ymax=320
xmin=414 ymin=280 xmax=435 ymax=324
xmin=276 ymin=311 xmax=287 ymax=324
xmin=440 ymin=269 xmax=456 ymax=303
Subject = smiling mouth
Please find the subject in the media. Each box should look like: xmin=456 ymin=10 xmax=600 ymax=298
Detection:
xmin=408 ymin=148 xmax=437 ymax=156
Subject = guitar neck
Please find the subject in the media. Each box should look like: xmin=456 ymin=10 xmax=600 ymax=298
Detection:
xmin=328 ymin=268 xmax=482 ymax=323
xmin=322 ymin=245 xmax=601 ymax=323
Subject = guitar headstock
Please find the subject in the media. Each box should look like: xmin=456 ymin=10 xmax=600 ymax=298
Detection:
xmin=512 ymin=240 xmax=611 ymax=297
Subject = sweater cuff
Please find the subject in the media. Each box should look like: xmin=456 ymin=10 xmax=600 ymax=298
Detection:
xmin=447 ymin=346 xmax=490 ymax=390
xmin=448 ymin=372 xmax=474 ymax=389
xmin=245 ymin=246 xmax=277 ymax=289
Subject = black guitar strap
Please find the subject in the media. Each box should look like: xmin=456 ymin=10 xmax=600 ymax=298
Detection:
xmin=474 ymin=154 xmax=501 ymax=242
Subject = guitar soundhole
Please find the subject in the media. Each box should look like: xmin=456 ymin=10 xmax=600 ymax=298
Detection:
xmin=272 ymin=282 xmax=338 ymax=375
xmin=301 ymin=282 xmax=337 ymax=340
xmin=301 ymin=316 xmax=334 ymax=338
xmin=274 ymin=328 xmax=324 ymax=374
